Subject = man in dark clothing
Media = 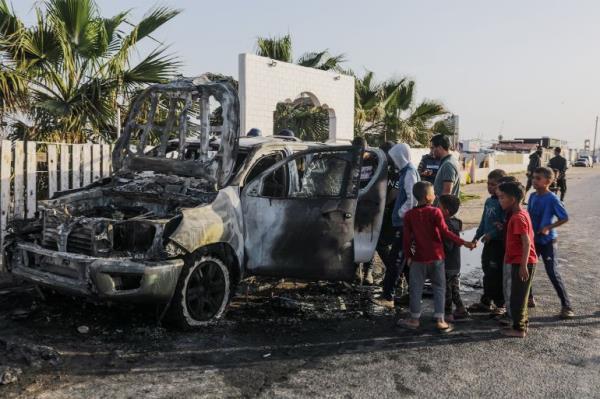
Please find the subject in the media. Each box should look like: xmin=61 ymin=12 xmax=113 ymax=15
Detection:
xmin=548 ymin=147 xmax=568 ymax=201
xmin=354 ymin=139 xmax=398 ymax=285
xmin=525 ymin=146 xmax=543 ymax=192
xmin=418 ymin=151 xmax=441 ymax=184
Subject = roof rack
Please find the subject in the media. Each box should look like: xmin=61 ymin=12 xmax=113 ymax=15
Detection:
xmin=270 ymin=135 xmax=302 ymax=142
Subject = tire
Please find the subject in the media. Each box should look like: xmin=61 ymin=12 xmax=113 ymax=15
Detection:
xmin=167 ymin=255 xmax=231 ymax=329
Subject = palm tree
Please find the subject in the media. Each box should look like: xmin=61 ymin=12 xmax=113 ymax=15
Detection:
xmin=255 ymin=34 xmax=346 ymax=141
xmin=0 ymin=0 xmax=181 ymax=143
xmin=354 ymin=70 xmax=449 ymax=146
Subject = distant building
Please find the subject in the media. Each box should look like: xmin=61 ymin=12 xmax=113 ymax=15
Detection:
xmin=513 ymin=136 xmax=564 ymax=149
xmin=492 ymin=140 xmax=539 ymax=154
xmin=459 ymin=139 xmax=481 ymax=153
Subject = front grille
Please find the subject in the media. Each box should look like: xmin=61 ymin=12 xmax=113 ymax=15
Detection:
xmin=67 ymin=225 xmax=94 ymax=255
xmin=42 ymin=212 xmax=95 ymax=255
xmin=42 ymin=213 xmax=62 ymax=250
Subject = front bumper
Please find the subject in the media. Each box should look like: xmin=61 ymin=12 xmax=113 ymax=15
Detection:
xmin=7 ymin=242 xmax=184 ymax=303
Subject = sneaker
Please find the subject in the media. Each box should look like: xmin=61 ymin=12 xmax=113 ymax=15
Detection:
xmin=363 ymin=270 xmax=374 ymax=286
xmin=397 ymin=318 xmax=420 ymax=330
xmin=559 ymin=307 xmax=575 ymax=319
xmin=371 ymin=297 xmax=395 ymax=309
xmin=501 ymin=328 xmax=527 ymax=338
xmin=528 ymin=296 xmax=536 ymax=308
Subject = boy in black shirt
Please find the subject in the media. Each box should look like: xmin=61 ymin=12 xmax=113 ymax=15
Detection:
xmin=439 ymin=194 xmax=469 ymax=321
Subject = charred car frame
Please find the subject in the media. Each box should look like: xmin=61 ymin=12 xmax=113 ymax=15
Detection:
xmin=5 ymin=76 xmax=388 ymax=328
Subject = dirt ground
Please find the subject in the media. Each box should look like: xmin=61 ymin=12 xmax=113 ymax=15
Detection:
xmin=1 ymin=167 xmax=599 ymax=398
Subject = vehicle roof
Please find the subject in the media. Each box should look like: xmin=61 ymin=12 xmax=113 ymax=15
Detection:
xmin=172 ymin=136 xmax=347 ymax=151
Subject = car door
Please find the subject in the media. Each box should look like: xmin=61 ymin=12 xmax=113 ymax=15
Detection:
xmin=241 ymin=146 xmax=362 ymax=281
xmin=354 ymin=148 xmax=388 ymax=263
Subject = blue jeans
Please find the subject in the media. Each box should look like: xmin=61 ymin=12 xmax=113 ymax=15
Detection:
xmin=535 ymin=241 xmax=572 ymax=309
xmin=409 ymin=260 xmax=446 ymax=319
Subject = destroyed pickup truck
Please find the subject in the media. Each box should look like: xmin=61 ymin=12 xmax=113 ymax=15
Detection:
xmin=4 ymin=76 xmax=388 ymax=328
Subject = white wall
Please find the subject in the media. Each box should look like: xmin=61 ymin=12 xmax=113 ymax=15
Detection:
xmin=238 ymin=53 xmax=355 ymax=141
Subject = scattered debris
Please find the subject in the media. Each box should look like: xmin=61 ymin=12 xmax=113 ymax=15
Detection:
xmin=271 ymin=296 xmax=315 ymax=313
xmin=10 ymin=308 xmax=32 ymax=320
xmin=262 ymin=353 xmax=271 ymax=358
xmin=0 ymin=366 xmax=22 ymax=385
xmin=337 ymin=296 xmax=347 ymax=311
xmin=77 ymin=325 xmax=90 ymax=334
xmin=0 ymin=339 xmax=61 ymax=368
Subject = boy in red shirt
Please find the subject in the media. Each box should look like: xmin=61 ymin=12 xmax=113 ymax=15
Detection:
xmin=397 ymin=182 xmax=476 ymax=332
xmin=497 ymin=181 xmax=538 ymax=338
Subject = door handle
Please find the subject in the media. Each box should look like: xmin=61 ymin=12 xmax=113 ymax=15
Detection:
xmin=322 ymin=209 xmax=353 ymax=219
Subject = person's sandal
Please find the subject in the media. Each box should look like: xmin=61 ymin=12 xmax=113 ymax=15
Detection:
xmin=436 ymin=321 xmax=454 ymax=333
xmin=492 ymin=306 xmax=506 ymax=316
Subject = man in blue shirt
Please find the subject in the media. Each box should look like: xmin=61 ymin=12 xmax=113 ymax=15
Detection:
xmin=528 ymin=167 xmax=574 ymax=319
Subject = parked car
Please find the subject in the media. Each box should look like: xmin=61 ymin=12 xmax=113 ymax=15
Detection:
xmin=573 ymin=156 xmax=591 ymax=167
xmin=4 ymin=77 xmax=388 ymax=328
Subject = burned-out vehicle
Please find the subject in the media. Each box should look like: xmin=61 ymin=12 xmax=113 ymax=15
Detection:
xmin=5 ymin=76 xmax=388 ymax=328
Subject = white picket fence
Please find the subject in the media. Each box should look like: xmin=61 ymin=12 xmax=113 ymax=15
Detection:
xmin=0 ymin=140 xmax=112 ymax=270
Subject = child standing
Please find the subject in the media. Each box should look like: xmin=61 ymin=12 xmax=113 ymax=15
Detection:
xmin=439 ymin=195 xmax=469 ymax=321
xmin=497 ymin=182 xmax=538 ymax=338
xmin=528 ymin=167 xmax=574 ymax=319
xmin=397 ymin=182 xmax=476 ymax=332
xmin=470 ymin=169 xmax=507 ymax=316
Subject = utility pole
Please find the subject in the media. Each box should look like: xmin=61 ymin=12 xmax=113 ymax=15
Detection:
xmin=593 ymin=115 xmax=598 ymax=164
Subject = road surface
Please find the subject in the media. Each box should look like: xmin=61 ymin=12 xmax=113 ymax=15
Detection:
xmin=1 ymin=168 xmax=599 ymax=398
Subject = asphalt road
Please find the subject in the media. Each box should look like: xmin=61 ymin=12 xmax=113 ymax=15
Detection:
xmin=1 ymin=168 xmax=599 ymax=398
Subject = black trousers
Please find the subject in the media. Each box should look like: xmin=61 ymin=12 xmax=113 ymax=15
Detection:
xmin=525 ymin=175 xmax=534 ymax=192
xmin=481 ymin=240 xmax=505 ymax=307
xmin=556 ymin=178 xmax=567 ymax=201
xmin=381 ymin=228 xmax=405 ymax=300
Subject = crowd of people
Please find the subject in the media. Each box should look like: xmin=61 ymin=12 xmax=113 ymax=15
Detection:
xmin=356 ymin=134 xmax=574 ymax=339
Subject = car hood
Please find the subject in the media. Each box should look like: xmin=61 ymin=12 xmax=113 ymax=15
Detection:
xmin=112 ymin=76 xmax=240 ymax=189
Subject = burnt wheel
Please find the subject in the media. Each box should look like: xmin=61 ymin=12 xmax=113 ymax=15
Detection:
xmin=167 ymin=255 xmax=231 ymax=329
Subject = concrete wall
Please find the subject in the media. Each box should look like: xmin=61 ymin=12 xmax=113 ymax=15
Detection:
xmin=238 ymin=53 xmax=355 ymax=141
xmin=463 ymin=152 xmax=528 ymax=183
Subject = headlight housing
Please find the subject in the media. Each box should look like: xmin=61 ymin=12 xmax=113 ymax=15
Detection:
xmin=113 ymin=221 xmax=157 ymax=253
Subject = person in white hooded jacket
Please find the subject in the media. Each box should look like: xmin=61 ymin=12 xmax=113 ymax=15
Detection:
xmin=373 ymin=143 xmax=420 ymax=309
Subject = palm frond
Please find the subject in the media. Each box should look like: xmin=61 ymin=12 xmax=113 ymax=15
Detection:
xmin=122 ymin=48 xmax=180 ymax=87
xmin=256 ymin=34 xmax=293 ymax=63
xmin=297 ymin=50 xmax=346 ymax=71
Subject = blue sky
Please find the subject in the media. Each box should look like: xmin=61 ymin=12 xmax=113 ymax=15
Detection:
xmin=10 ymin=0 xmax=600 ymax=147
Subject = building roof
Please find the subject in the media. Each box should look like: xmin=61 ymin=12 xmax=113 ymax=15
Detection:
xmin=491 ymin=141 xmax=538 ymax=152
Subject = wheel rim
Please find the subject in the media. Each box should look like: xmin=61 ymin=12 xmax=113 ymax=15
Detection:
xmin=185 ymin=260 xmax=227 ymax=321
